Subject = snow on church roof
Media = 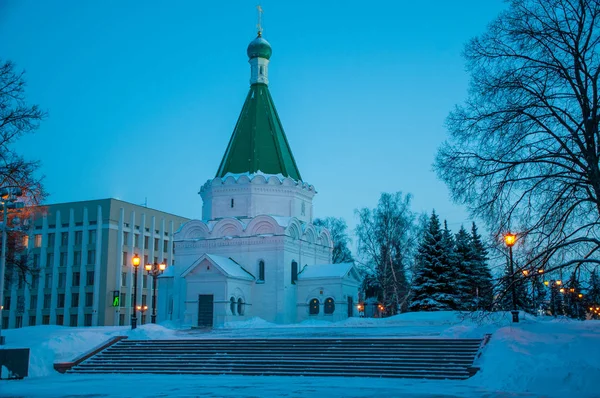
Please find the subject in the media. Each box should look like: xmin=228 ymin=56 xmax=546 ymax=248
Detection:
xmin=298 ymin=263 xmax=354 ymax=279
xmin=206 ymin=254 xmax=255 ymax=280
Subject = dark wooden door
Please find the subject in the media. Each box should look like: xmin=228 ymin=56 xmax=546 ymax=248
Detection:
xmin=347 ymin=296 xmax=353 ymax=317
xmin=198 ymin=294 xmax=214 ymax=327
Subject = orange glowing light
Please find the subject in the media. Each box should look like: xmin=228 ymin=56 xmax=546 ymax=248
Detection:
xmin=504 ymin=233 xmax=517 ymax=247
xmin=522 ymin=270 xmax=529 ymax=276
xmin=559 ymin=288 xmax=565 ymax=293
xmin=132 ymin=254 xmax=140 ymax=267
xmin=538 ymin=269 xmax=544 ymax=274
xmin=159 ymin=263 xmax=166 ymax=271
xmin=555 ymin=280 xmax=562 ymax=286
xmin=544 ymin=281 xmax=549 ymax=286
xmin=145 ymin=264 xmax=152 ymax=272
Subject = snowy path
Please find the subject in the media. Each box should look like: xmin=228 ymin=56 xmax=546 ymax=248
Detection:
xmin=0 ymin=373 xmax=536 ymax=398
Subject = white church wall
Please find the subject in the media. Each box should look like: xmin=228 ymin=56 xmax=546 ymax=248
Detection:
xmin=296 ymin=278 xmax=360 ymax=323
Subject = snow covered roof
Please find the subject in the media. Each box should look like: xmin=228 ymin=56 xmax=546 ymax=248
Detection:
xmin=298 ymin=263 xmax=355 ymax=280
xmin=206 ymin=254 xmax=255 ymax=280
xmin=180 ymin=254 xmax=255 ymax=281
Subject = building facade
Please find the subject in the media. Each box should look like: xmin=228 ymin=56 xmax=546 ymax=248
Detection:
xmin=158 ymin=31 xmax=361 ymax=328
xmin=1 ymin=199 xmax=188 ymax=329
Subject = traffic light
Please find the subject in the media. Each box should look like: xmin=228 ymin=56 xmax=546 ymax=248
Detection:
xmin=112 ymin=291 xmax=119 ymax=307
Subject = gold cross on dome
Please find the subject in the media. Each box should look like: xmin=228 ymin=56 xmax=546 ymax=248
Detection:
xmin=257 ymin=5 xmax=263 ymax=36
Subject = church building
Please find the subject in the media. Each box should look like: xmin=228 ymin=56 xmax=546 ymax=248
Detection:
xmin=158 ymin=29 xmax=361 ymax=327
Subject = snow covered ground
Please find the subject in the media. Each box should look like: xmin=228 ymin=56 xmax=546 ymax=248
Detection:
xmin=0 ymin=311 xmax=598 ymax=397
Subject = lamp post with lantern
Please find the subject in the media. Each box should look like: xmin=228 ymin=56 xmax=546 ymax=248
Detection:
xmin=144 ymin=261 xmax=166 ymax=323
xmin=0 ymin=186 xmax=24 ymax=345
xmin=504 ymin=232 xmax=519 ymax=322
xmin=131 ymin=254 xmax=141 ymax=329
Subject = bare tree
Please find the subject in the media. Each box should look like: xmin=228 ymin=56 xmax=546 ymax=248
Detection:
xmin=355 ymin=192 xmax=415 ymax=314
xmin=0 ymin=60 xmax=46 ymax=285
xmin=0 ymin=60 xmax=46 ymax=204
xmin=313 ymin=217 xmax=354 ymax=264
xmin=436 ymin=0 xmax=600 ymax=277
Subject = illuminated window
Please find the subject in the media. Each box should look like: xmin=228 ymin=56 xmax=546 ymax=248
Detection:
xmin=324 ymin=297 xmax=335 ymax=314
xmin=309 ymin=298 xmax=319 ymax=315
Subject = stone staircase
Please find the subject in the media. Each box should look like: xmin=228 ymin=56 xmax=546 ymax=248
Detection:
xmin=68 ymin=338 xmax=485 ymax=380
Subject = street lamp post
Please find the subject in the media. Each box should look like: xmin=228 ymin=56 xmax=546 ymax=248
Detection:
xmin=0 ymin=187 xmax=24 ymax=345
xmin=131 ymin=254 xmax=140 ymax=329
xmin=144 ymin=261 xmax=166 ymax=323
xmin=504 ymin=232 xmax=519 ymax=323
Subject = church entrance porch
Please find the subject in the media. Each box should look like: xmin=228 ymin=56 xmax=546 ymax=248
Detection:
xmin=198 ymin=295 xmax=214 ymax=328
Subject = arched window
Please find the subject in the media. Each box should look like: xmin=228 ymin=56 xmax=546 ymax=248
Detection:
xmin=258 ymin=260 xmax=265 ymax=282
xmin=259 ymin=66 xmax=264 ymax=75
xmin=324 ymin=297 xmax=335 ymax=314
xmin=237 ymin=298 xmax=245 ymax=316
xmin=309 ymin=298 xmax=320 ymax=315
xmin=291 ymin=261 xmax=298 ymax=284
xmin=230 ymin=297 xmax=236 ymax=315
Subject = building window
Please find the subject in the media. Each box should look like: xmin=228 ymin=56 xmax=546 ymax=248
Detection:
xmin=291 ymin=261 xmax=298 ymax=284
xmin=88 ymin=230 xmax=96 ymax=244
xmin=32 ymin=253 xmax=40 ymax=269
xmin=86 ymin=271 xmax=94 ymax=285
xmin=46 ymin=253 xmax=54 ymax=268
xmin=31 ymin=274 xmax=39 ymax=289
xmin=47 ymin=233 xmax=55 ymax=247
xmin=123 ymin=231 xmax=129 ymax=245
xmin=142 ymin=275 xmax=148 ymax=288
xmin=73 ymin=251 xmax=81 ymax=266
xmin=120 ymin=293 xmax=126 ymax=307
xmin=70 ymin=314 xmax=78 ymax=326
xmin=57 ymin=294 xmax=65 ymax=308
xmin=154 ymin=238 xmax=159 ymax=251
xmin=3 ymin=296 xmax=10 ymax=310
xmin=58 ymin=273 xmax=66 ymax=288
xmin=1 ymin=317 xmax=7 ymax=329
xmin=237 ymin=298 xmax=245 ymax=316
xmin=84 ymin=314 xmax=92 ymax=326
xmin=45 ymin=274 xmax=52 ymax=288
xmin=43 ymin=294 xmax=51 ymax=309
xmin=230 ymin=297 xmax=236 ymax=315
xmin=134 ymin=234 xmax=140 ymax=248
xmin=30 ymin=295 xmax=37 ymax=310
xmin=22 ymin=235 xmax=29 ymax=248
xmin=75 ymin=231 xmax=83 ymax=245
xmin=85 ymin=292 xmax=94 ymax=307
xmin=142 ymin=295 xmax=147 ymax=306
xmin=121 ymin=272 xmax=127 ymax=287
xmin=29 ymin=315 xmax=36 ymax=326
xmin=59 ymin=252 xmax=67 ymax=267
xmin=72 ymin=272 xmax=80 ymax=287
xmin=87 ymin=250 xmax=96 ymax=265
xmin=119 ymin=314 xmax=125 ymax=326
xmin=231 ymin=198 xmax=234 ymax=208
xmin=122 ymin=251 xmax=128 ymax=266
xmin=144 ymin=236 xmax=149 ymax=248
xmin=42 ymin=315 xmax=50 ymax=325
xmin=34 ymin=234 xmax=42 ymax=248
xmin=163 ymin=240 xmax=168 ymax=252
xmin=61 ymin=232 xmax=69 ymax=246
xmin=56 ymin=314 xmax=64 ymax=325
xmin=258 ymin=260 xmax=265 ymax=282
xmin=15 ymin=316 xmax=22 ymax=328
xmin=71 ymin=293 xmax=79 ymax=307
xmin=324 ymin=297 xmax=335 ymax=314
xmin=309 ymin=298 xmax=320 ymax=315
xmin=141 ymin=314 xmax=146 ymax=324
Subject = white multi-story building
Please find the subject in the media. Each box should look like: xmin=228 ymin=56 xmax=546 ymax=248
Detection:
xmin=158 ymin=31 xmax=361 ymax=328
xmin=1 ymin=199 xmax=188 ymax=329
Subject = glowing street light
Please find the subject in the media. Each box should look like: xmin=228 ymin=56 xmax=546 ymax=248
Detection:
xmin=131 ymin=254 xmax=141 ymax=329
xmin=145 ymin=261 xmax=167 ymax=323
xmin=504 ymin=232 xmax=519 ymax=322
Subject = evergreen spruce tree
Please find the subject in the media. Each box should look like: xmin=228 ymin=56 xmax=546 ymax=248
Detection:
xmin=453 ymin=226 xmax=475 ymax=310
xmin=564 ymin=271 xmax=585 ymax=319
xmin=531 ymin=277 xmax=547 ymax=314
xmin=497 ymin=259 xmax=530 ymax=311
xmin=587 ymin=270 xmax=600 ymax=306
xmin=469 ymin=223 xmax=494 ymax=310
xmin=409 ymin=212 xmax=460 ymax=311
xmin=549 ymin=284 xmax=565 ymax=316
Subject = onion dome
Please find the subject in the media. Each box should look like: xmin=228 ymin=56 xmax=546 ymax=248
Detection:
xmin=247 ymin=35 xmax=272 ymax=60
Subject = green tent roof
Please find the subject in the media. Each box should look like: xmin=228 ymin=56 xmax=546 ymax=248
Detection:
xmin=216 ymin=83 xmax=302 ymax=181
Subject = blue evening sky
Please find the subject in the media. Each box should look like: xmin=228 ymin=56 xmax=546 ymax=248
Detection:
xmin=1 ymin=0 xmax=505 ymax=238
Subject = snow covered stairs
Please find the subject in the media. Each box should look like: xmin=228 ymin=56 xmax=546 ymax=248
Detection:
xmin=68 ymin=337 xmax=484 ymax=380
